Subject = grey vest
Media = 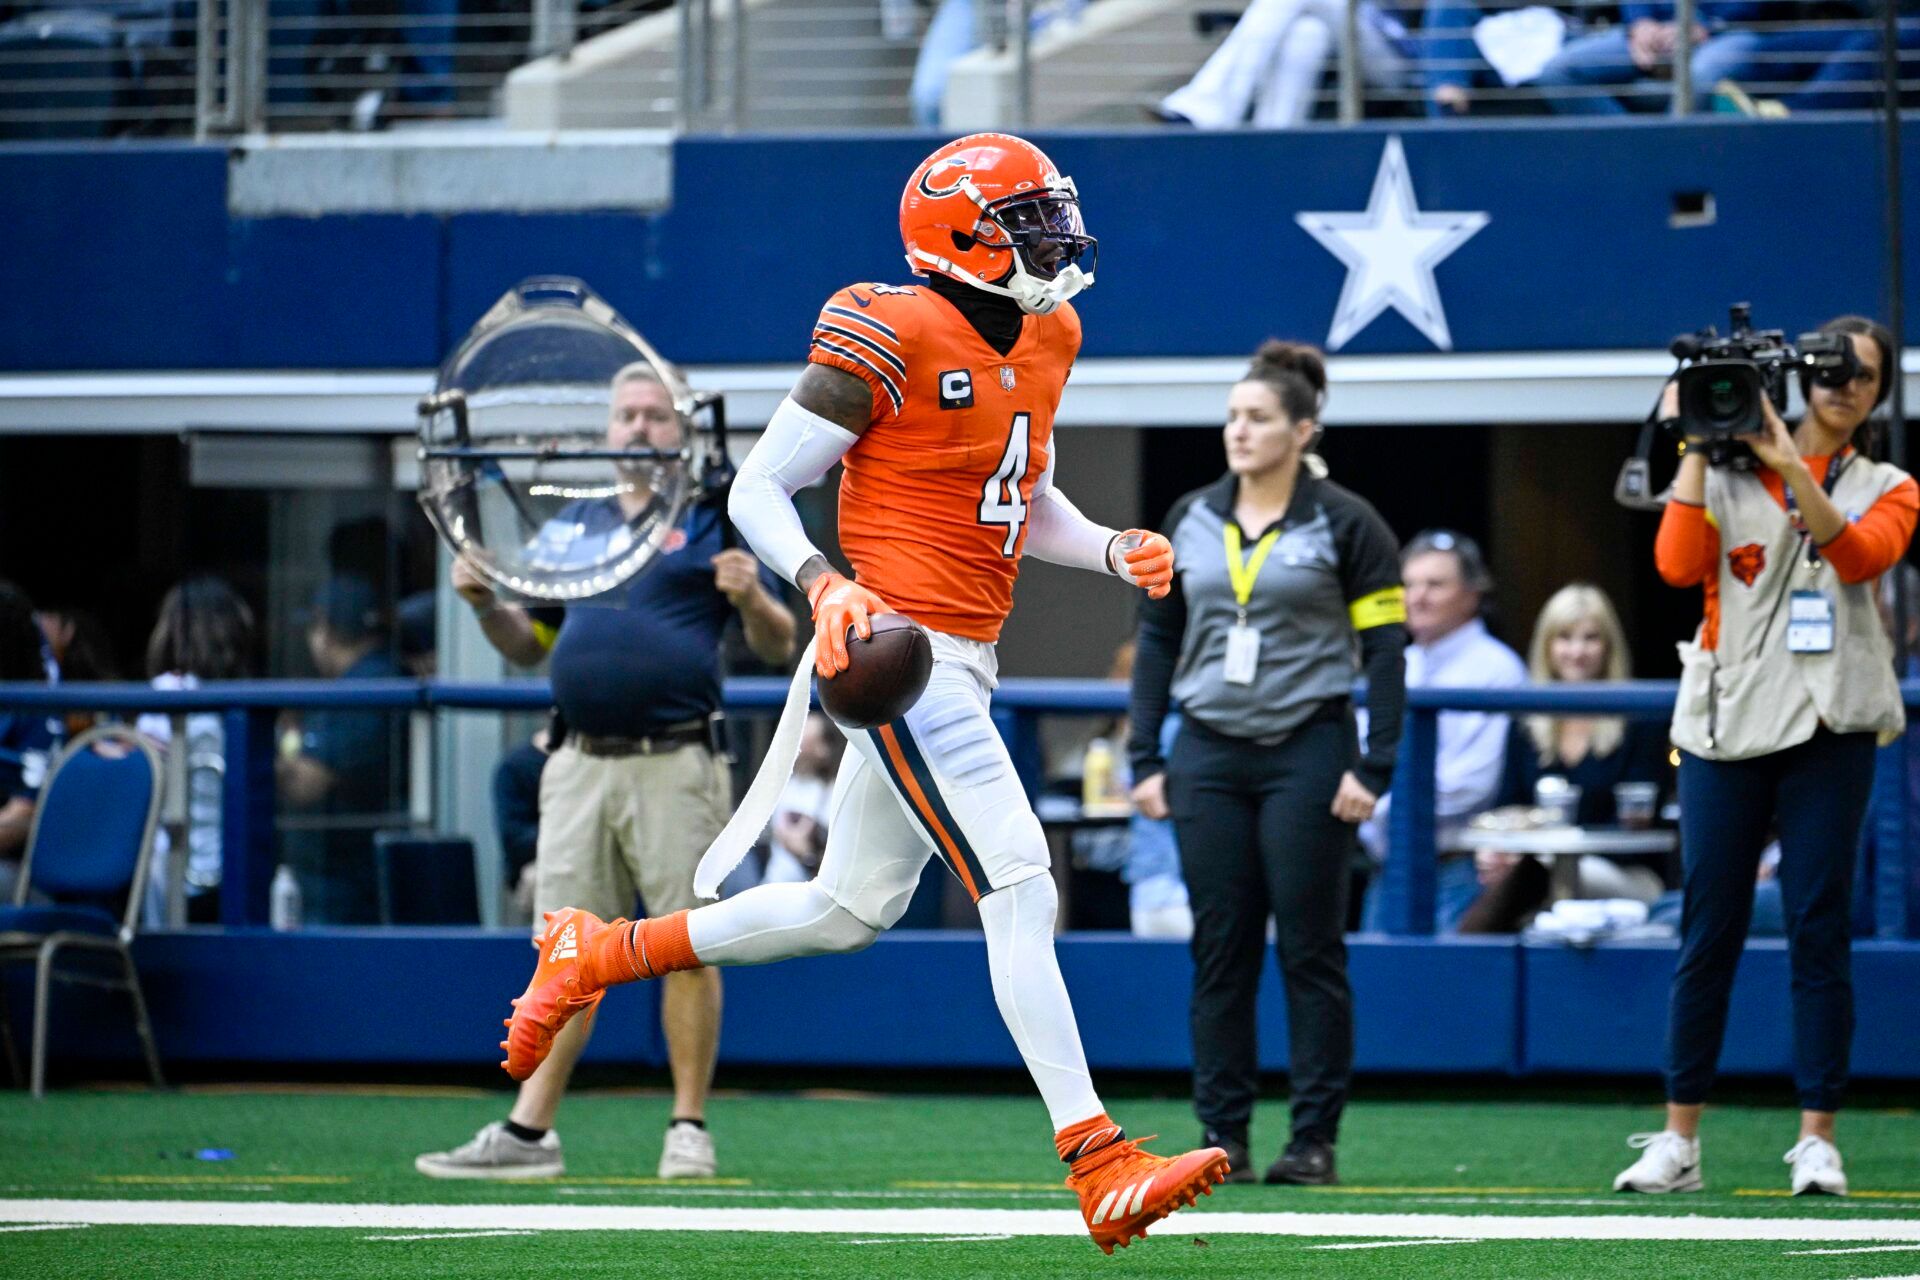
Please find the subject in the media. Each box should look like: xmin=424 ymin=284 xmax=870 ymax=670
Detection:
xmin=1670 ymin=454 xmax=1908 ymax=761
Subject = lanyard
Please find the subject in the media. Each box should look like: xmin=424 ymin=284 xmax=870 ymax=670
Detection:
xmin=1781 ymin=450 xmax=1851 ymax=567
xmin=1223 ymin=524 xmax=1281 ymax=622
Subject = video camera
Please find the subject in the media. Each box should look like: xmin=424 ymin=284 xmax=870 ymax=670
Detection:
xmin=1668 ymin=303 xmax=1860 ymax=467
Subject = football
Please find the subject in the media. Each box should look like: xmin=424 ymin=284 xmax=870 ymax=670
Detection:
xmin=818 ymin=613 xmax=934 ymax=730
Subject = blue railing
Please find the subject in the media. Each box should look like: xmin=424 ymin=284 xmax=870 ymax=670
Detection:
xmin=2 ymin=678 xmax=1916 ymax=938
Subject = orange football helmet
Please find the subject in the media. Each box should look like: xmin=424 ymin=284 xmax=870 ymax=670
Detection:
xmin=899 ymin=133 xmax=1097 ymax=316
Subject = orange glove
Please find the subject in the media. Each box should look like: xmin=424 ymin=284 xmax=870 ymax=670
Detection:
xmin=806 ymin=572 xmax=894 ymax=678
xmin=1110 ymin=530 xmax=1174 ymax=600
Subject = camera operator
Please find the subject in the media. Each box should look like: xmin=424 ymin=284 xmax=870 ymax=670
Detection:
xmin=1615 ymin=316 xmax=1916 ymax=1198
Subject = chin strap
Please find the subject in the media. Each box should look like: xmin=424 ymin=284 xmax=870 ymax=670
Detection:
xmin=908 ymin=248 xmax=1093 ymax=317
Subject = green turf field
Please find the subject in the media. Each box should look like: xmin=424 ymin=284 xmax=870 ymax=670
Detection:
xmin=5 ymin=1088 xmax=1920 ymax=1278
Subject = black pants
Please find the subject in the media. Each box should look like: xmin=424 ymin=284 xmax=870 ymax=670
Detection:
xmin=1168 ymin=710 xmax=1357 ymax=1146
xmin=1669 ymin=729 xmax=1876 ymax=1113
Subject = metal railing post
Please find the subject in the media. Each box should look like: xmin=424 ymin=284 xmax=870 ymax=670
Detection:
xmin=727 ymin=0 xmax=746 ymax=131
xmin=1873 ymin=737 xmax=1917 ymax=938
xmin=194 ymin=0 xmax=219 ymax=139
xmin=675 ymin=0 xmax=695 ymax=129
xmin=1009 ymin=0 xmax=1031 ymax=126
xmin=1382 ymin=708 xmax=1440 ymax=935
xmin=532 ymin=0 xmax=579 ymax=59
xmin=220 ymin=708 xmax=277 ymax=927
xmin=1338 ymin=0 xmax=1362 ymax=123
xmin=234 ymin=0 xmax=267 ymax=132
xmin=163 ymin=714 xmax=191 ymax=926
xmin=1670 ymin=0 xmax=1696 ymax=115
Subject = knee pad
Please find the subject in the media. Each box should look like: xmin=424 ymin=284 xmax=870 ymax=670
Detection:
xmin=974 ymin=800 xmax=1052 ymax=885
xmin=980 ymin=861 xmax=1056 ymax=923
xmin=808 ymin=886 xmax=884 ymax=954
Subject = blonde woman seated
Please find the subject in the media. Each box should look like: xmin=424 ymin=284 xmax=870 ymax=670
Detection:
xmin=1459 ymin=583 xmax=1673 ymax=934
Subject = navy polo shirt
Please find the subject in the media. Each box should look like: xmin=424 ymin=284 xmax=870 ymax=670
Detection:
xmin=300 ymin=648 xmax=403 ymax=817
xmin=529 ymin=499 xmax=775 ymax=738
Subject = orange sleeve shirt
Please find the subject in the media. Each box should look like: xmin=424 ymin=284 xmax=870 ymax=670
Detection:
xmin=806 ymin=284 xmax=1081 ymax=643
xmin=1655 ymin=453 xmax=1919 ymax=651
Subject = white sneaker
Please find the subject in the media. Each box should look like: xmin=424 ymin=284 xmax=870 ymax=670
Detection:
xmin=1613 ymin=1131 xmax=1703 ymax=1193
xmin=1786 ymin=1136 xmax=1848 ymax=1196
xmin=415 ymin=1121 xmax=563 ymax=1180
xmin=658 ymin=1121 xmax=718 ymax=1178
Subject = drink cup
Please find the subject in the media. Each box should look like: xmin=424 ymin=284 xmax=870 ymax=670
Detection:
xmin=1615 ymin=781 xmax=1659 ymax=830
xmin=1534 ymin=776 xmax=1581 ymax=827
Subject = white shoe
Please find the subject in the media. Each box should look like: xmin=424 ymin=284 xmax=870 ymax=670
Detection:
xmin=1785 ymin=1136 xmax=1847 ymax=1196
xmin=658 ymin=1121 xmax=717 ymax=1178
xmin=1613 ymin=1131 xmax=1703 ymax=1193
xmin=415 ymin=1121 xmax=563 ymax=1180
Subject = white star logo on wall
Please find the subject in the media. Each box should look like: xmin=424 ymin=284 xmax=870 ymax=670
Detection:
xmin=1295 ymin=136 xmax=1489 ymax=352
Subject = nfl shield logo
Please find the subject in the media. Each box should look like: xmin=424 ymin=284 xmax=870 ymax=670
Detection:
xmin=999 ymin=366 xmax=1016 ymax=391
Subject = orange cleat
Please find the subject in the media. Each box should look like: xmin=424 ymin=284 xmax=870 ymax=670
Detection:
xmin=1065 ymin=1135 xmax=1229 ymax=1255
xmin=500 ymin=908 xmax=610 ymax=1082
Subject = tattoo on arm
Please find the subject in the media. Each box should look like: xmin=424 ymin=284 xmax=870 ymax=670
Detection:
xmin=795 ymin=555 xmax=834 ymax=599
xmin=792 ymin=364 xmax=874 ymax=437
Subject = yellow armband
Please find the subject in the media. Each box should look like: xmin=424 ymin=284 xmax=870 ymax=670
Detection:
xmin=1348 ymin=586 xmax=1407 ymax=631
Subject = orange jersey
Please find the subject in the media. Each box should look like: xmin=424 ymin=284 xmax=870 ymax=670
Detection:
xmin=808 ymin=283 xmax=1081 ymax=643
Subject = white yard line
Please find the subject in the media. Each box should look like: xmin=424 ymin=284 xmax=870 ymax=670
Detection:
xmin=0 ymin=1224 xmax=88 ymax=1234
xmin=844 ymin=1234 xmax=1013 ymax=1245
xmin=364 ymin=1231 xmax=537 ymax=1242
xmin=1790 ymin=1245 xmax=1920 ymax=1256
xmin=4 ymin=1200 xmax=1920 ymax=1242
xmin=1307 ymin=1238 xmax=1482 ymax=1250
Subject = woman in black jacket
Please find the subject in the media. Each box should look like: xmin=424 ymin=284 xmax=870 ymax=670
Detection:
xmin=1128 ymin=340 xmax=1406 ymax=1186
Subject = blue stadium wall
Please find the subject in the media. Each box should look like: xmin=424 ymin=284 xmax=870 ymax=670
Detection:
xmin=3 ymin=119 xmax=1918 ymax=370
xmin=30 ymin=930 xmax=1919 ymax=1080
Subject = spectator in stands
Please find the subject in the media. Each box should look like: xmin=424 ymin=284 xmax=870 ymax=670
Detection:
xmin=33 ymin=604 xmax=117 ymax=737
xmin=1358 ymin=529 xmax=1527 ymax=933
xmin=1123 ymin=711 xmax=1192 ymax=939
xmin=1155 ymin=0 xmax=1418 ymax=126
xmin=396 ymin=590 xmax=436 ymax=677
xmin=762 ymin=712 xmax=840 ymax=884
xmin=1693 ymin=1 xmax=1920 ymax=115
xmin=1130 ymin=340 xmax=1406 ymax=1187
xmin=0 ymin=580 xmax=58 ymax=897
xmin=1093 ymin=642 xmax=1191 ymax=939
xmin=1459 ymin=583 xmax=1672 ymax=933
xmin=1422 ymin=0 xmax=1595 ymax=115
xmin=276 ymin=574 xmax=403 ymax=925
xmin=910 ymin=0 xmax=1084 ymax=126
xmin=415 ymin=361 xmax=794 ymax=1184
xmin=493 ymin=729 xmax=550 ymax=926
xmin=1532 ymin=0 xmax=1766 ymax=113
xmin=1614 ymin=315 xmax=1915 ymax=1198
xmin=137 ymin=576 xmax=257 ymax=926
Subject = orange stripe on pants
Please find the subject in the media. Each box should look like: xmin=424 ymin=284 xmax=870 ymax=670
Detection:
xmin=876 ymin=724 xmax=981 ymax=901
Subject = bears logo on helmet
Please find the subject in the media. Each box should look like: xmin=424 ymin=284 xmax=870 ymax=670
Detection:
xmin=900 ymin=133 xmax=1097 ymax=317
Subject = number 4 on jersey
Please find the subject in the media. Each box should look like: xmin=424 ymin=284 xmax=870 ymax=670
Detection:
xmin=979 ymin=413 xmax=1032 ymax=557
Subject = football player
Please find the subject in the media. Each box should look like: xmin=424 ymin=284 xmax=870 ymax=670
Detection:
xmin=499 ymin=134 xmax=1228 ymax=1253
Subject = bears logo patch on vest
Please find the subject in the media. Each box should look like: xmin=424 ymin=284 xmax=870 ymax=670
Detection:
xmin=1728 ymin=542 xmax=1766 ymax=588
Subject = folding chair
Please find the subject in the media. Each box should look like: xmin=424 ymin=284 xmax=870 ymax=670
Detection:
xmin=0 ymin=725 xmax=166 ymax=1097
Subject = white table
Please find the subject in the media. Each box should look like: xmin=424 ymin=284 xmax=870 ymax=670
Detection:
xmin=1446 ymin=826 xmax=1678 ymax=899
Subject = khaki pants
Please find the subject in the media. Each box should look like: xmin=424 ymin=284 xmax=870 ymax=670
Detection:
xmin=533 ymin=741 xmax=732 ymax=930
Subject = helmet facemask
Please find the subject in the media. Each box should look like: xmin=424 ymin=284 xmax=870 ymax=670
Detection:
xmin=986 ymin=188 xmax=1098 ymax=315
xmin=910 ymin=174 xmax=1098 ymax=316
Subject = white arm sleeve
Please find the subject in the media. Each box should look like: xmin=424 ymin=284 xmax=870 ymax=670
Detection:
xmin=727 ymin=396 xmax=860 ymax=586
xmin=1023 ymin=443 xmax=1121 ymax=576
